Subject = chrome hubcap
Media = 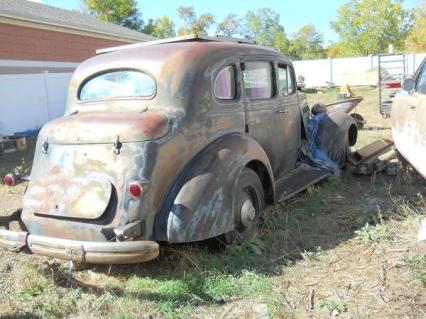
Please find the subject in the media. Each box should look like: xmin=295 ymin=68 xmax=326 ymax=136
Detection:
xmin=240 ymin=199 xmax=256 ymax=227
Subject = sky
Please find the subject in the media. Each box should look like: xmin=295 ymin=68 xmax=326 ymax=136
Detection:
xmin=32 ymin=0 xmax=419 ymax=43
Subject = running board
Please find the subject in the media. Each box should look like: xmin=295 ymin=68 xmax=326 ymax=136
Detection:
xmin=275 ymin=167 xmax=330 ymax=201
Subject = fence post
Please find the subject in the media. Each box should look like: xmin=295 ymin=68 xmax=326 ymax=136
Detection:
xmin=413 ymin=53 xmax=416 ymax=75
xmin=42 ymin=71 xmax=51 ymax=121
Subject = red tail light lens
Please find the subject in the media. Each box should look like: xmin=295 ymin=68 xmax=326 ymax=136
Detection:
xmin=129 ymin=182 xmax=143 ymax=197
xmin=4 ymin=174 xmax=15 ymax=187
xmin=385 ymin=81 xmax=401 ymax=89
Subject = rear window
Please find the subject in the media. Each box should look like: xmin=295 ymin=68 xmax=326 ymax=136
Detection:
xmin=79 ymin=70 xmax=156 ymax=101
xmin=214 ymin=65 xmax=236 ymax=100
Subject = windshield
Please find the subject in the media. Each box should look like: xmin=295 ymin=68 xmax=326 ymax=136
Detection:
xmin=79 ymin=70 xmax=156 ymax=101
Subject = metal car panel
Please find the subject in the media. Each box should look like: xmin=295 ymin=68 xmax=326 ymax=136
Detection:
xmin=22 ymin=176 xmax=112 ymax=220
xmin=392 ymin=91 xmax=426 ymax=177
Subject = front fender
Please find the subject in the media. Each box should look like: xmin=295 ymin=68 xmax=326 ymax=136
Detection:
xmin=154 ymin=133 xmax=274 ymax=243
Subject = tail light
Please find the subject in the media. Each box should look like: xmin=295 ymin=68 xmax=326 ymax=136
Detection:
xmin=385 ymin=81 xmax=401 ymax=89
xmin=129 ymin=182 xmax=144 ymax=197
xmin=4 ymin=174 xmax=16 ymax=187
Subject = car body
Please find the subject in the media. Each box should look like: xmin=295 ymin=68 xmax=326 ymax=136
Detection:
xmin=0 ymin=35 xmax=357 ymax=264
xmin=391 ymin=58 xmax=426 ymax=178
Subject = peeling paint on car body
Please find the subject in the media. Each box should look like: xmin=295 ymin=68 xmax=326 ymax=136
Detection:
xmin=0 ymin=36 xmax=358 ymax=264
xmin=391 ymin=58 xmax=426 ymax=178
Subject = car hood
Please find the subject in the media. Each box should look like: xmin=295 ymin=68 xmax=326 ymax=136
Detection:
xmin=40 ymin=110 xmax=170 ymax=144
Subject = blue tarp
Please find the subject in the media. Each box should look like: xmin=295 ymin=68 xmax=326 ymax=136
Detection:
xmin=301 ymin=113 xmax=341 ymax=175
xmin=13 ymin=129 xmax=39 ymax=138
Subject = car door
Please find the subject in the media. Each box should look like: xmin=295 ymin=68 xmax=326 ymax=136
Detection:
xmin=391 ymin=58 xmax=426 ymax=177
xmin=241 ymin=58 xmax=289 ymax=178
xmin=276 ymin=62 xmax=301 ymax=174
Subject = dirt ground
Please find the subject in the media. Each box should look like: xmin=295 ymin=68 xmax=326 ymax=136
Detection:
xmin=0 ymin=87 xmax=425 ymax=318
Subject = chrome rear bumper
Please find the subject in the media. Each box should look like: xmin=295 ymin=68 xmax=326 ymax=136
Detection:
xmin=0 ymin=229 xmax=159 ymax=264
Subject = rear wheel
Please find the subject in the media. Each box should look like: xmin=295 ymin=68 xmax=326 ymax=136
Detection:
xmin=221 ymin=168 xmax=264 ymax=245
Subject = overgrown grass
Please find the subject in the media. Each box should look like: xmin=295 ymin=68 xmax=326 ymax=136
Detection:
xmin=355 ymin=222 xmax=391 ymax=242
xmin=404 ymin=255 xmax=426 ymax=288
xmin=11 ymin=258 xmax=283 ymax=319
xmin=317 ymin=296 xmax=347 ymax=314
xmin=18 ymin=263 xmax=76 ymax=318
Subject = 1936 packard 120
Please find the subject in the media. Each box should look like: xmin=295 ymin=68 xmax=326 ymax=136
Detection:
xmin=0 ymin=35 xmax=358 ymax=264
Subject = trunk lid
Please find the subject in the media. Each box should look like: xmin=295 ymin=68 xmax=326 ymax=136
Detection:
xmin=23 ymin=175 xmax=112 ymax=220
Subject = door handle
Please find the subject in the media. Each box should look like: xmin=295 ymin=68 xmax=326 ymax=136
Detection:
xmin=276 ymin=108 xmax=288 ymax=113
xmin=410 ymin=105 xmax=416 ymax=110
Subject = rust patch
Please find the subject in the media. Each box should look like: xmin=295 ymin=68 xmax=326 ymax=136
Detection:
xmin=43 ymin=111 xmax=170 ymax=144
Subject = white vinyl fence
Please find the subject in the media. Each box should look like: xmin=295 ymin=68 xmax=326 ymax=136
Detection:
xmin=0 ymin=72 xmax=72 ymax=136
xmin=293 ymin=53 xmax=426 ymax=88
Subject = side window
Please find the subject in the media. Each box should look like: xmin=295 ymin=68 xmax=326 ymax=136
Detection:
xmin=278 ymin=64 xmax=295 ymax=96
xmin=242 ymin=61 xmax=274 ymax=100
xmin=416 ymin=65 xmax=426 ymax=95
xmin=214 ymin=65 xmax=236 ymax=100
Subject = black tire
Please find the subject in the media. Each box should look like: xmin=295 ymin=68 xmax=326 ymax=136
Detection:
xmin=220 ymin=168 xmax=264 ymax=245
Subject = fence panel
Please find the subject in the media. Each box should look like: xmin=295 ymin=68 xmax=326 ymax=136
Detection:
xmin=292 ymin=53 xmax=426 ymax=88
xmin=0 ymin=72 xmax=72 ymax=136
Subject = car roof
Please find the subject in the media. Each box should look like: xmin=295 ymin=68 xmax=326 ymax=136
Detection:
xmin=68 ymin=35 xmax=291 ymax=109
xmin=92 ymin=34 xmax=285 ymax=64
xmin=96 ymin=34 xmax=261 ymax=54
xmin=73 ymin=35 xmax=288 ymax=84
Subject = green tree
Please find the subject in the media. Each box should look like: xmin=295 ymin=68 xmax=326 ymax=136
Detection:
xmin=326 ymin=42 xmax=347 ymax=58
xmin=331 ymin=0 xmax=411 ymax=56
xmin=405 ymin=1 xmax=426 ymax=52
xmin=288 ymin=24 xmax=326 ymax=60
xmin=216 ymin=13 xmax=241 ymax=37
xmin=242 ymin=8 xmax=289 ymax=54
xmin=177 ymin=6 xmax=215 ymax=35
xmin=144 ymin=16 xmax=176 ymax=39
xmin=84 ymin=0 xmax=143 ymax=31
xmin=142 ymin=19 xmax=155 ymax=35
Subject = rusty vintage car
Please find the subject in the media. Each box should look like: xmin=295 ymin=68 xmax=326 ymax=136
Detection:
xmin=391 ymin=58 xmax=426 ymax=178
xmin=0 ymin=35 xmax=358 ymax=264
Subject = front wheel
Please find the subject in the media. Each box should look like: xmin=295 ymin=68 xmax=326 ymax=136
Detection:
xmin=221 ymin=168 xmax=264 ymax=244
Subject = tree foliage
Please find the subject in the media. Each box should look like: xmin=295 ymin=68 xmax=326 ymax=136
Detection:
xmin=216 ymin=13 xmax=241 ymax=37
xmin=331 ymin=0 xmax=411 ymax=56
xmin=84 ymin=0 xmax=143 ymax=31
xmin=242 ymin=8 xmax=289 ymax=54
xmin=177 ymin=6 xmax=215 ymax=35
xmin=143 ymin=16 xmax=176 ymax=39
xmin=405 ymin=1 xmax=426 ymax=52
xmin=288 ymin=24 xmax=326 ymax=60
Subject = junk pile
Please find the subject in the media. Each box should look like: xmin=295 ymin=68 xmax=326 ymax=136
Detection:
xmin=303 ymin=87 xmax=399 ymax=176
xmin=302 ymin=87 xmax=365 ymax=174
xmin=347 ymin=138 xmax=398 ymax=176
xmin=0 ymin=136 xmax=27 ymax=155
xmin=0 ymin=130 xmax=38 ymax=155
xmin=312 ymin=85 xmax=365 ymax=129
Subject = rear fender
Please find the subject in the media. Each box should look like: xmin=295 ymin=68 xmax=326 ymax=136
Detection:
xmin=316 ymin=112 xmax=358 ymax=166
xmin=154 ymin=133 xmax=274 ymax=243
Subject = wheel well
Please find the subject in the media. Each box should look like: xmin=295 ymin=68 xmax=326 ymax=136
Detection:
xmin=348 ymin=123 xmax=358 ymax=146
xmin=245 ymin=160 xmax=274 ymax=204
